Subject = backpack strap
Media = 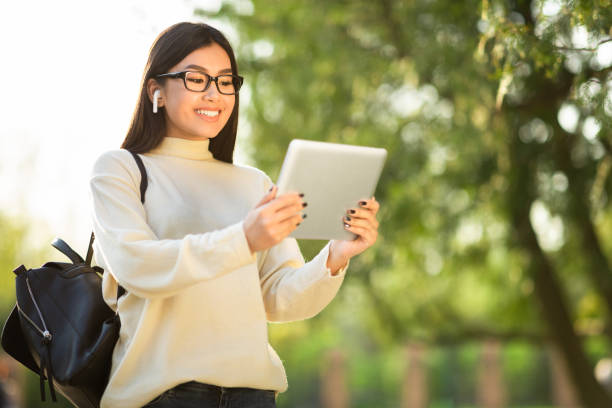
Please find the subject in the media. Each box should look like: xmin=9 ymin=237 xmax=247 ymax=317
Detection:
xmin=85 ymin=151 xmax=149 ymax=267
xmin=129 ymin=151 xmax=148 ymax=204
xmin=52 ymin=239 xmax=85 ymax=265
xmin=84 ymin=232 xmax=95 ymax=267
xmin=85 ymin=151 xmax=149 ymax=299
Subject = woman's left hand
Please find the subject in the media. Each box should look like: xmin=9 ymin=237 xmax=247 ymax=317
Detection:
xmin=327 ymin=197 xmax=380 ymax=274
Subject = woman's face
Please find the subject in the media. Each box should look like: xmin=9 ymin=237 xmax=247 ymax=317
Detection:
xmin=152 ymin=43 xmax=236 ymax=140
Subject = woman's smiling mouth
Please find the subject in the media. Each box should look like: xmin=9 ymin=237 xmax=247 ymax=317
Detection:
xmin=195 ymin=109 xmax=220 ymax=117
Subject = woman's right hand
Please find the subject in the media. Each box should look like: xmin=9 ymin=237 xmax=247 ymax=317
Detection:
xmin=243 ymin=186 xmax=306 ymax=253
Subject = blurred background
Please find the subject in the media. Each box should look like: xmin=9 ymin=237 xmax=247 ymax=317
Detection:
xmin=1 ymin=0 xmax=612 ymax=407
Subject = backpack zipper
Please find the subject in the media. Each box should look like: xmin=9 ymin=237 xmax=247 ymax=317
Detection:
xmin=19 ymin=275 xmax=56 ymax=402
xmin=16 ymin=302 xmax=45 ymax=337
xmin=23 ymin=276 xmax=52 ymax=342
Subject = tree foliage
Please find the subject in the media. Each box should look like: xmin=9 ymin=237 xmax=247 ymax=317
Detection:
xmin=200 ymin=0 xmax=612 ymax=405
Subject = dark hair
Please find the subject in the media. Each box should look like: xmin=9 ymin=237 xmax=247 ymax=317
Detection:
xmin=121 ymin=22 xmax=240 ymax=163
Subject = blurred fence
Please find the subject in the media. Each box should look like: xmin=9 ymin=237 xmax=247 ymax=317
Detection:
xmin=315 ymin=340 xmax=604 ymax=408
xmin=2 ymin=339 xmax=611 ymax=407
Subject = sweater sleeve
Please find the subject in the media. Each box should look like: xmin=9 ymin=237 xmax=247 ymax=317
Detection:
xmin=258 ymin=238 xmax=349 ymax=323
xmin=90 ymin=150 xmax=256 ymax=300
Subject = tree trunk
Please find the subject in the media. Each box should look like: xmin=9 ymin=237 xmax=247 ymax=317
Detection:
xmin=549 ymin=343 xmax=581 ymax=407
xmin=401 ymin=343 xmax=429 ymax=408
xmin=507 ymin=134 xmax=612 ymax=407
xmin=476 ymin=339 xmax=506 ymax=408
xmin=552 ymin=130 xmax=612 ymax=337
xmin=320 ymin=349 xmax=350 ymax=408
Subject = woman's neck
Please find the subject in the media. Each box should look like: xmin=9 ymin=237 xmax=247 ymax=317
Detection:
xmin=148 ymin=136 xmax=214 ymax=161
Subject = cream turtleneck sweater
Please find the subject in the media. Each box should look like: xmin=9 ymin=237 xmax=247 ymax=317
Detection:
xmin=89 ymin=137 xmax=348 ymax=408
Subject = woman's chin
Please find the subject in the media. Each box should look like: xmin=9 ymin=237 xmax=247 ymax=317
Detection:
xmin=196 ymin=127 xmax=224 ymax=140
xmin=181 ymin=130 xmax=222 ymax=140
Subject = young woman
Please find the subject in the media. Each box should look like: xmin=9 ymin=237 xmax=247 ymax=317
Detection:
xmin=89 ymin=22 xmax=380 ymax=408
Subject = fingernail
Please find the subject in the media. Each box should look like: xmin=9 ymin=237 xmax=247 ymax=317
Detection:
xmin=359 ymin=201 xmax=367 ymax=206
xmin=302 ymin=202 xmax=308 ymax=208
xmin=345 ymin=215 xmax=351 ymax=221
xmin=268 ymin=186 xmax=273 ymax=192
xmin=344 ymin=223 xmax=350 ymax=229
xmin=296 ymin=222 xmax=301 ymax=226
xmin=349 ymin=209 xmax=356 ymax=214
xmin=302 ymin=213 xmax=307 ymax=219
xmin=299 ymin=193 xmax=305 ymax=198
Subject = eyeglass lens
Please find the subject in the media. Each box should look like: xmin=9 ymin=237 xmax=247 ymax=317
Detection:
xmin=185 ymin=72 xmax=238 ymax=94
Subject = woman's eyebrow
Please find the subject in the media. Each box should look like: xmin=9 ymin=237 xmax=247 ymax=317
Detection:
xmin=184 ymin=64 xmax=232 ymax=74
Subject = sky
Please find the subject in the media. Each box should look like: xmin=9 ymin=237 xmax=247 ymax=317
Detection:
xmin=0 ymin=0 xmax=251 ymax=257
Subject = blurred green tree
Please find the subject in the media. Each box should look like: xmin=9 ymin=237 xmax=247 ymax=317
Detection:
xmin=199 ymin=0 xmax=612 ymax=405
xmin=0 ymin=214 xmax=29 ymax=315
xmin=0 ymin=214 xmax=75 ymax=407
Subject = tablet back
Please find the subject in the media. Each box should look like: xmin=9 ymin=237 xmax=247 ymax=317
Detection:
xmin=276 ymin=139 xmax=387 ymax=240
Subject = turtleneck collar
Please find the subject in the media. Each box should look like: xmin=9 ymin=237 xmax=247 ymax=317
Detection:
xmin=149 ymin=137 xmax=214 ymax=161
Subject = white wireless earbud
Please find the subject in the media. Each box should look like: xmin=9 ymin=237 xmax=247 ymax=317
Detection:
xmin=153 ymin=89 xmax=160 ymax=113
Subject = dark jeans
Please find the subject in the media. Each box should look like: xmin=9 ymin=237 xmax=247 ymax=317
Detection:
xmin=142 ymin=381 xmax=277 ymax=408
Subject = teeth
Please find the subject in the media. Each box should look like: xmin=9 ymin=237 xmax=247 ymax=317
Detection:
xmin=196 ymin=109 xmax=219 ymax=117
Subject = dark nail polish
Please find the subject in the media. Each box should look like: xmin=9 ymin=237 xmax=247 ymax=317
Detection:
xmin=296 ymin=222 xmax=301 ymax=226
xmin=299 ymin=193 xmax=305 ymax=198
xmin=302 ymin=213 xmax=307 ymax=219
xmin=359 ymin=201 xmax=367 ymax=206
xmin=302 ymin=202 xmax=308 ymax=208
xmin=349 ymin=209 xmax=356 ymax=214
xmin=345 ymin=215 xmax=351 ymax=221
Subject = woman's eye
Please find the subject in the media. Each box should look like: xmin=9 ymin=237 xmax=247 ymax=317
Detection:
xmin=220 ymin=80 xmax=233 ymax=86
xmin=188 ymin=78 xmax=204 ymax=84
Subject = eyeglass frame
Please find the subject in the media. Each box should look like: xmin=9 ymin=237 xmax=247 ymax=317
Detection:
xmin=155 ymin=71 xmax=244 ymax=95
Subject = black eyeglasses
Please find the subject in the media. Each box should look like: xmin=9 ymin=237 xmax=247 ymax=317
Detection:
xmin=155 ymin=71 xmax=244 ymax=95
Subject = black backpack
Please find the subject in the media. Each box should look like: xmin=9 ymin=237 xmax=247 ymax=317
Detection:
xmin=1 ymin=151 xmax=148 ymax=407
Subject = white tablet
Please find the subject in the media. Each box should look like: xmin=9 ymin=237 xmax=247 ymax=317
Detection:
xmin=276 ymin=139 xmax=387 ymax=240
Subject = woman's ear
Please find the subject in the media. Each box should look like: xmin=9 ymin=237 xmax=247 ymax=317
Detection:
xmin=146 ymin=78 xmax=164 ymax=107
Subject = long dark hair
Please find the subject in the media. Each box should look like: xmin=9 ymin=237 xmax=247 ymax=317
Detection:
xmin=121 ymin=22 xmax=240 ymax=163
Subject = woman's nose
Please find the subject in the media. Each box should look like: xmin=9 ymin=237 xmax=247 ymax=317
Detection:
xmin=203 ymin=82 xmax=220 ymax=100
